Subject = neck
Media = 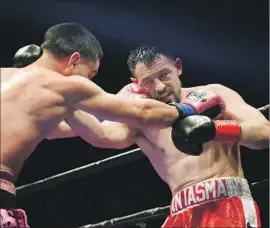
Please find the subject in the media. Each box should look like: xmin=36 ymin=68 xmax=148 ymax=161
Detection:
xmin=34 ymin=50 xmax=63 ymax=74
xmin=179 ymin=88 xmax=187 ymax=102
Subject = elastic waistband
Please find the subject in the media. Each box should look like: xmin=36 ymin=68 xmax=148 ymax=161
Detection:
xmin=0 ymin=170 xmax=16 ymax=183
xmin=170 ymin=177 xmax=252 ymax=215
xmin=0 ymin=179 xmax=16 ymax=195
xmin=0 ymin=170 xmax=16 ymax=195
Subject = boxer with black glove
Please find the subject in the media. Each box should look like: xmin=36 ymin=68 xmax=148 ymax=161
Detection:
xmin=117 ymin=86 xmax=230 ymax=156
xmin=171 ymin=115 xmax=241 ymax=155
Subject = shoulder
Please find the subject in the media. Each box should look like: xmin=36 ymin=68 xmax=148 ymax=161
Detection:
xmin=205 ymin=83 xmax=231 ymax=90
xmin=67 ymin=75 xmax=90 ymax=84
xmin=3 ymin=66 xmax=62 ymax=85
xmin=184 ymin=84 xmax=240 ymax=96
xmin=205 ymin=84 xmax=241 ymax=98
xmin=1 ymin=68 xmax=18 ymax=84
xmin=30 ymin=67 xmax=63 ymax=79
xmin=184 ymin=84 xmax=245 ymax=105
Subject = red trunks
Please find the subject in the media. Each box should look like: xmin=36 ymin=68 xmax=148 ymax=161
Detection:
xmin=162 ymin=177 xmax=261 ymax=227
xmin=0 ymin=171 xmax=30 ymax=228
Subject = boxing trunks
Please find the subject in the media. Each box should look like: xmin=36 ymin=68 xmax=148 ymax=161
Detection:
xmin=162 ymin=177 xmax=261 ymax=228
xmin=0 ymin=170 xmax=29 ymax=228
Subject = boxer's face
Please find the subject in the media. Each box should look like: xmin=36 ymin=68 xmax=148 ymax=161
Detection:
xmin=63 ymin=52 xmax=100 ymax=80
xmin=71 ymin=59 xmax=100 ymax=80
xmin=133 ymin=55 xmax=182 ymax=103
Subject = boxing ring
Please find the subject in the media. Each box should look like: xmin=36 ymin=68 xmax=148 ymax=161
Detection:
xmin=16 ymin=105 xmax=269 ymax=227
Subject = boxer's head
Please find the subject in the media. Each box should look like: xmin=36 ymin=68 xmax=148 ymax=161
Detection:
xmin=40 ymin=23 xmax=103 ymax=80
xmin=127 ymin=45 xmax=182 ymax=103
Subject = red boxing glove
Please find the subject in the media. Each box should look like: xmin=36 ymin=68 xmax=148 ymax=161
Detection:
xmin=181 ymin=90 xmax=226 ymax=119
xmin=117 ymin=83 xmax=150 ymax=99
xmin=213 ymin=120 xmax=242 ymax=143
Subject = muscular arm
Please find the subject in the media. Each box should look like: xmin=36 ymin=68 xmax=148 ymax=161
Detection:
xmin=208 ymin=84 xmax=269 ymax=150
xmin=64 ymin=76 xmax=179 ymax=128
xmin=45 ymin=111 xmax=135 ymax=148
xmin=46 ymin=121 xmax=77 ymax=140
xmin=65 ymin=110 xmax=136 ymax=149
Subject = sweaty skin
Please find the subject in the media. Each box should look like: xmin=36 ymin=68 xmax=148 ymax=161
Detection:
xmin=136 ymin=93 xmax=241 ymax=196
xmin=136 ymin=130 xmax=241 ymax=196
xmin=46 ymin=53 xmax=269 ymax=196
xmin=1 ymin=67 xmax=179 ymax=177
xmin=137 ymin=84 xmax=269 ymax=195
xmin=57 ymin=84 xmax=269 ymax=197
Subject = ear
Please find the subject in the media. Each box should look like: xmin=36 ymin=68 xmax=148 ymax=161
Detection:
xmin=174 ymin=58 xmax=182 ymax=77
xmin=67 ymin=52 xmax=81 ymax=68
xmin=130 ymin=77 xmax=138 ymax=83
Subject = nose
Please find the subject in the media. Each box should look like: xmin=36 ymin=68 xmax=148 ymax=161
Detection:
xmin=154 ymin=78 xmax=165 ymax=93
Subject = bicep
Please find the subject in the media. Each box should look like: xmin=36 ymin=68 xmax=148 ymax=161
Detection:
xmin=63 ymin=75 xmax=105 ymax=105
xmin=67 ymin=76 xmax=145 ymax=124
xmin=209 ymin=84 xmax=270 ymax=149
xmin=100 ymin=121 xmax=137 ymax=149
xmin=226 ymin=103 xmax=264 ymax=122
xmin=208 ymin=84 xmax=265 ymax=121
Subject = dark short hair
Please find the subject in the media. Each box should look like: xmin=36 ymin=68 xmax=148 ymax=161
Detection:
xmin=127 ymin=45 xmax=174 ymax=75
xmin=41 ymin=22 xmax=103 ymax=61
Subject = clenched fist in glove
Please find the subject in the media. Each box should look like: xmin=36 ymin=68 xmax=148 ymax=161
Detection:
xmin=169 ymin=90 xmax=225 ymax=119
xmin=13 ymin=44 xmax=43 ymax=68
xmin=117 ymin=83 xmax=150 ymax=99
xmin=171 ymin=115 xmax=242 ymax=156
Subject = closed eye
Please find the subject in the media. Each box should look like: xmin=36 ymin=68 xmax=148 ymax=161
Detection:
xmin=158 ymin=68 xmax=171 ymax=80
xmin=143 ymin=78 xmax=153 ymax=86
xmin=160 ymin=73 xmax=167 ymax=79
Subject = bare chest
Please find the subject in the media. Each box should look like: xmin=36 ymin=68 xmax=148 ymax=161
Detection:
xmin=136 ymin=127 xmax=239 ymax=192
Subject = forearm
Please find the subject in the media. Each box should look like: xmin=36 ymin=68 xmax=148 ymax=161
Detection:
xmin=239 ymin=118 xmax=270 ymax=150
xmin=46 ymin=121 xmax=77 ymax=140
xmin=65 ymin=110 xmax=135 ymax=149
xmin=75 ymin=93 xmax=179 ymax=128
xmin=65 ymin=110 xmax=107 ymax=147
xmin=200 ymin=84 xmax=269 ymax=150
xmin=67 ymin=77 xmax=179 ymax=128
xmin=213 ymin=118 xmax=269 ymax=149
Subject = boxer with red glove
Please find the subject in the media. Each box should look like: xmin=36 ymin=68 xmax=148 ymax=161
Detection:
xmin=169 ymin=90 xmax=225 ymax=119
xmin=123 ymin=83 xmax=225 ymax=120
xmin=171 ymin=115 xmax=241 ymax=155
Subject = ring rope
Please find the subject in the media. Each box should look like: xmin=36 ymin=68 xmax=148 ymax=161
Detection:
xmin=77 ymin=206 xmax=170 ymax=228
xmin=258 ymin=104 xmax=269 ymax=112
xmin=77 ymin=179 xmax=269 ymax=228
xmin=16 ymin=104 xmax=269 ymax=197
xmin=16 ymin=148 xmax=143 ymax=197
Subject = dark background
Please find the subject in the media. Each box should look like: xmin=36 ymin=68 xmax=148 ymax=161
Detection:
xmin=1 ymin=1 xmax=269 ymax=227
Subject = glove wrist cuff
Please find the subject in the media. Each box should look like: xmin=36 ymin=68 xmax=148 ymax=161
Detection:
xmin=169 ymin=103 xmax=196 ymax=118
xmin=213 ymin=120 xmax=241 ymax=143
xmin=169 ymin=103 xmax=184 ymax=120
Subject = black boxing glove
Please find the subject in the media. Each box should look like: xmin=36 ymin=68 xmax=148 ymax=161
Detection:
xmin=13 ymin=44 xmax=43 ymax=68
xmin=171 ymin=115 xmax=241 ymax=156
